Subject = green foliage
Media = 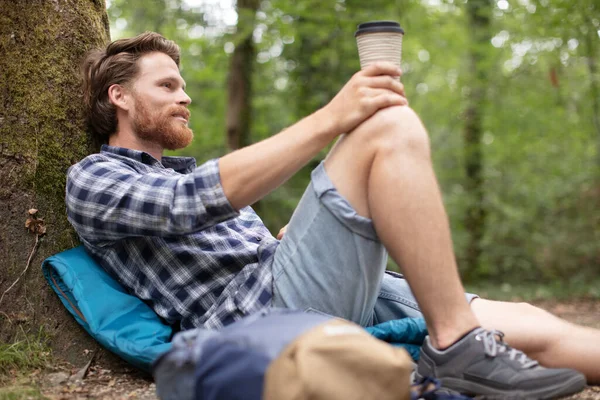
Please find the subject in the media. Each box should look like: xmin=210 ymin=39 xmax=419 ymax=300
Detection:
xmin=0 ymin=328 xmax=51 ymax=377
xmin=105 ymin=0 xmax=600 ymax=286
xmin=0 ymin=386 xmax=47 ymax=400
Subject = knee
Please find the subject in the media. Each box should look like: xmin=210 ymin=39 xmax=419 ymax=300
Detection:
xmin=356 ymin=106 xmax=431 ymax=160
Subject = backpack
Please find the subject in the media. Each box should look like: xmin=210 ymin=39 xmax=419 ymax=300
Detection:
xmin=153 ymin=308 xmax=414 ymax=400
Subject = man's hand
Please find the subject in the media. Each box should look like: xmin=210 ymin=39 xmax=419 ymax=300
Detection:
xmin=277 ymin=224 xmax=288 ymax=240
xmin=320 ymin=62 xmax=408 ymax=137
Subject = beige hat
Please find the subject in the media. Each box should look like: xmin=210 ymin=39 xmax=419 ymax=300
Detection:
xmin=264 ymin=319 xmax=413 ymax=400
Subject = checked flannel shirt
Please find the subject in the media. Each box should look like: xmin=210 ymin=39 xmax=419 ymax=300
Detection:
xmin=66 ymin=145 xmax=277 ymax=330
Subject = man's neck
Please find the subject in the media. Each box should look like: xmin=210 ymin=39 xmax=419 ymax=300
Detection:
xmin=108 ymin=133 xmax=163 ymax=161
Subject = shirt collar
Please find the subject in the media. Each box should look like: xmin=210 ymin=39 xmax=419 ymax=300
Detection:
xmin=101 ymin=144 xmax=197 ymax=172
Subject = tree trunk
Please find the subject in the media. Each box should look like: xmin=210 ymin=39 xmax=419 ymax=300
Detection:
xmin=583 ymin=19 xmax=600 ymax=170
xmin=225 ymin=0 xmax=259 ymax=151
xmin=462 ymin=0 xmax=492 ymax=281
xmin=0 ymin=0 xmax=110 ymax=366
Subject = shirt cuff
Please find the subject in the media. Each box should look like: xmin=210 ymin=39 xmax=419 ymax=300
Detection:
xmin=194 ymin=158 xmax=240 ymax=222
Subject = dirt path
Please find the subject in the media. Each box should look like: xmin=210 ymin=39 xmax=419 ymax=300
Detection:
xmin=3 ymin=299 xmax=599 ymax=399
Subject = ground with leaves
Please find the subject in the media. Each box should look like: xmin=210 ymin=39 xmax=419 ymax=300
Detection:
xmin=1 ymin=299 xmax=599 ymax=400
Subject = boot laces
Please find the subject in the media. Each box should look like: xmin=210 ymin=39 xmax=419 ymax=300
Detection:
xmin=477 ymin=330 xmax=539 ymax=369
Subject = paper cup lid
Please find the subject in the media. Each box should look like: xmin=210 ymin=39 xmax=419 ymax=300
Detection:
xmin=355 ymin=21 xmax=404 ymax=37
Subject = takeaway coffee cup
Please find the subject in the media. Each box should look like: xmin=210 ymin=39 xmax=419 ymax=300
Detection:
xmin=355 ymin=21 xmax=404 ymax=76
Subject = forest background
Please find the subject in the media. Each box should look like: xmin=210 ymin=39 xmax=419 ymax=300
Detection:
xmin=106 ymin=0 xmax=599 ymax=295
xmin=0 ymin=1 xmax=598 ymax=395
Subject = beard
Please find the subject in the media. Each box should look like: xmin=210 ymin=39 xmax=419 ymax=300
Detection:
xmin=131 ymin=95 xmax=193 ymax=151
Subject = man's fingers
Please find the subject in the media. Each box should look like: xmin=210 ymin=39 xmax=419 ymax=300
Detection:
xmin=367 ymin=76 xmax=405 ymax=96
xmin=277 ymin=226 xmax=287 ymax=240
xmin=359 ymin=87 xmax=399 ymax=99
xmin=360 ymin=62 xmax=402 ymax=78
xmin=368 ymin=93 xmax=408 ymax=110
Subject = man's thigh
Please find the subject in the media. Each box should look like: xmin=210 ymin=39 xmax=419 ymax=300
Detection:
xmin=271 ymin=162 xmax=387 ymax=326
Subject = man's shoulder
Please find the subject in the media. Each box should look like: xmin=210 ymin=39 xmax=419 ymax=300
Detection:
xmin=73 ymin=152 xmax=111 ymax=166
xmin=68 ymin=151 xmax=136 ymax=178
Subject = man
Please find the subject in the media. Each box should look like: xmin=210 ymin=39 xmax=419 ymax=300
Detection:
xmin=67 ymin=32 xmax=598 ymax=397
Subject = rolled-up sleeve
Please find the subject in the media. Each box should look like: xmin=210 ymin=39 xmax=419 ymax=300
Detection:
xmin=66 ymin=157 xmax=239 ymax=243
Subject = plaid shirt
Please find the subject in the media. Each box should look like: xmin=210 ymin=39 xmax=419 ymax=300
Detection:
xmin=66 ymin=145 xmax=277 ymax=330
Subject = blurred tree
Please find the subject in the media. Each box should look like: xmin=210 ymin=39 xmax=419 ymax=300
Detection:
xmin=226 ymin=0 xmax=260 ymax=150
xmin=462 ymin=0 xmax=493 ymax=281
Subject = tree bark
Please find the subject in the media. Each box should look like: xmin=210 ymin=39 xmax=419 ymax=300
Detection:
xmin=225 ymin=0 xmax=259 ymax=151
xmin=462 ymin=0 xmax=492 ymax=281
xmin=0 ymin=0 xmax=110 ymax=365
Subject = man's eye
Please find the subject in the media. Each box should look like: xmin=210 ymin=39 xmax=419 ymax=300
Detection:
xmin=161 ymin=82 xmax=171 ymax=88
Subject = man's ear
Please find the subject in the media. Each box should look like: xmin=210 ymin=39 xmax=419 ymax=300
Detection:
xmin=107 ymin=84 xmax=131 ymax=111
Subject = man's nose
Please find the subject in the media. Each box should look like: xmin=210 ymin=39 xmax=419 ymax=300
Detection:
xmin=178 ymin=90 xmax=192 ymax=105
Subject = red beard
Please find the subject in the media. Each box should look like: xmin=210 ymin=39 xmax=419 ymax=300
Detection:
xmin=131 ymin=96 xmax=193 ymax=151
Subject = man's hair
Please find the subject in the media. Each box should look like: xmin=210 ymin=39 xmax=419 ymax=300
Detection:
xmin=81 ymin=32 xmax=181 ymax=144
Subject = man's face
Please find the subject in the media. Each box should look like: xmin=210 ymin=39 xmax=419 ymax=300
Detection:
xmin=129 ymin=52 xmax=193 ymax=150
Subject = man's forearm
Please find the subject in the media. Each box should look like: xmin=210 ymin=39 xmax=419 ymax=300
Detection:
xmin=219 ymin=109 xmax=336 ymax=210
xmin=219 ymin=62 xmax=408 ymax=210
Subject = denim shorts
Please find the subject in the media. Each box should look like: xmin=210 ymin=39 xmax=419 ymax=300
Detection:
xmin=271 ymin=162 xmax=478 ymax=327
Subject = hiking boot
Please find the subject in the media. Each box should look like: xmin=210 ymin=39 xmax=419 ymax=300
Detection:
xmin=416 ymin=328 xmax=586 ymax=399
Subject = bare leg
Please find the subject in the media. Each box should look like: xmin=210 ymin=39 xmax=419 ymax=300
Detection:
xmin=471 ymin=298 xmax=600 ymax=383
xmin=324 ymin=106 xmax=478 ymax=349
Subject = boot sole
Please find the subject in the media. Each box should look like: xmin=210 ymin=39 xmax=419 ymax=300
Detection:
xmin=441 ymin=374 xmax=586 ymax=400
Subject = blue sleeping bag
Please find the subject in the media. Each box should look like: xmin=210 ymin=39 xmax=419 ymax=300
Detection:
xmin=42 ymin=246 xmax=173 ymax=371
xmin=42 ymin=246 xmax=427 ymax=372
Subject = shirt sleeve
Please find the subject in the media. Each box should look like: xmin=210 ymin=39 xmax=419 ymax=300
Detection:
xmin=66 ymin=157 xmax=240 ymax=243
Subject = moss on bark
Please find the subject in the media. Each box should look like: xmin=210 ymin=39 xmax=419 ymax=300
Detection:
xmin=0 ymin=0 xmax=111 ymax=366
